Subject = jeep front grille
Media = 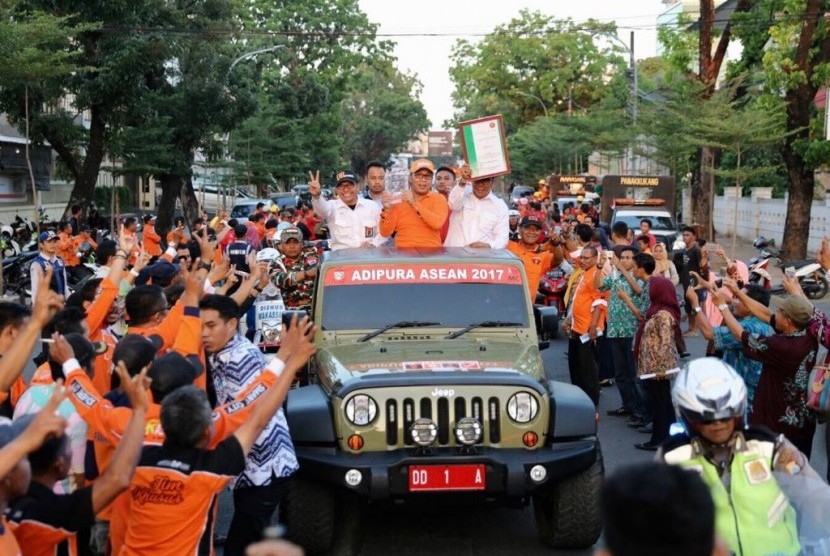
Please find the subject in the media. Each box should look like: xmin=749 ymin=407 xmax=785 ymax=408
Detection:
xmin=393 ymin=396 xmax=499 ymax=447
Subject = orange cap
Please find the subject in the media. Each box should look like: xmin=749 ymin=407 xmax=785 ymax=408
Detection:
xmin=410 ymin=159 xmax=435 ymax=174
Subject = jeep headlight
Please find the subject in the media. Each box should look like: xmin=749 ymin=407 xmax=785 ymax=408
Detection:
xmin=344 ymin=394 xmax=377 ymax=426
xmin=507 ymin=392 xmax=539 ymax=423
xmin=262 ymin=322 xmax=282 ymax=343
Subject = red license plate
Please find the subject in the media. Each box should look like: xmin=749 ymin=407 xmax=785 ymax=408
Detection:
xmin=408 ymin=464 xmax=486 ymax=492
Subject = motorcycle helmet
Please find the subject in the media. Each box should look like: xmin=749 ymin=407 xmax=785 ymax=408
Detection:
xmin=752 ymin=236 xmax=768 ymax=249
xmin=508 ymin=210 xmax=520 ymax=219
xmin=672 ymin=357 xmax=747 ymax=434
xmin=256 ymin=248 xmax=280 ymax=264
xmin=0 ymin=226 xmax=12 ymax=239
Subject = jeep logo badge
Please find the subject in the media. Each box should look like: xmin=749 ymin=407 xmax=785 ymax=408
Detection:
xmin=431 ymin=388 xmax=455 ymax=397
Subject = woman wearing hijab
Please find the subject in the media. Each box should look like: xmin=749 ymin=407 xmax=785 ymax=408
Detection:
xmin=633 ymin=276 xmax=681 ymax=451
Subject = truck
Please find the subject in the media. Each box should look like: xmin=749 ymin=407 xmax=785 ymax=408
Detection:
xmin=601 ymin=175 xmax=683 ymax=252
xmin=280 ymin=248 xmax=603 ymax=554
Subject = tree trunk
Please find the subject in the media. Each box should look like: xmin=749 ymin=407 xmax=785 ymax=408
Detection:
xmin=66 ymin=106 xmax=108 ymax=214
xmin=157 ymin=175 xmax=183 ymax=240
xmin=691 ymin=146 xmax=715 ymax=240
xmin=780 ymin=89 xmax=814 ymax=261
xmin=180 ymin=176 xmax=201 ymax=226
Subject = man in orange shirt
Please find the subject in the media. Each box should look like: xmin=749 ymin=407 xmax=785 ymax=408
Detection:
xmin=141 ymin=215 xmax=162 ymax=258
xmin=379 ymin=159 xmax=448 ymax=248
xmin=562 ymin=245 xmax=607 ymax=406
xmin=507 ymin=215 xmax=563 ymax=301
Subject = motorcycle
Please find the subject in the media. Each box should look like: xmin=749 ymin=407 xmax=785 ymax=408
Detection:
xmin=748 ymin=236 xmax=828 ymax=300
xmin=2 ymin=251 xmax=37 ymax=302
xmin=536 ymin=264 xmax=571 ymax=317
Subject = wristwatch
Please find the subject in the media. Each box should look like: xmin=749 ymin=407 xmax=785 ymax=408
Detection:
xmin=693 ymin=306 xmax=702 ymax=314
xmin=717 ymin=303 xmax=729 ymax=312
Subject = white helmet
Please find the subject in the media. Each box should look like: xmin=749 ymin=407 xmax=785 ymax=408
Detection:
xmin=508 ymin=210 xmax=520 ymax=219
xmin=0 ymin=226 xmax=12 ymax=238
xmin=256 ymin=248 xmax=280 ymax=263
xmin=672 ymin=357 xmax=747 ymax=433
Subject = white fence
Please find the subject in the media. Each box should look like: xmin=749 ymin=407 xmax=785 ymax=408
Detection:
xmin=682 ymin=187 xmax=830 ymax=253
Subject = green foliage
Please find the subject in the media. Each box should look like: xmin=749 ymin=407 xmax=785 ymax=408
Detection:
xmin=340 ymin=61 xmax=430 ymax=176
xmin=448 ymin=10 xmax=626 ymax=132
xmin=93 ymin=185 xmax=132 ymax=213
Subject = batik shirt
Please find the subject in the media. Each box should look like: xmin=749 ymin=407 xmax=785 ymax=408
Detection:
xmin=711 ymin=316 xmax=773 ymax=411
xmin=207 ymin=334 xmax=298 ymax=489
xmin=600 ymin=273 xmax=645 ymax=338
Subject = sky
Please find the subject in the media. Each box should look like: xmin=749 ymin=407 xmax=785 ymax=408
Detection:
xmin=358 ymin=0 xmax=669 ymax=130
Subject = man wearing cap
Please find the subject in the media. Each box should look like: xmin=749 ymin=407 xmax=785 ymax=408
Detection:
xmin=30 ymin=230 xmax=68 ymax=307
xmin=141 ymin=214 xmax=162 ymax=258
xmin=712 ymin=280 xmax=818 ymax=457
xmin=507 ymin=214 xmax=563 ymax=301
xmin=363 ymin=160 xmax=386 ymax=205
xmin=444 ymin=172 xmax=509 ymax=249
xmin=273 ymin=227 xmax=318 ymax=310
xmin=309 ymin=169 xmax=384 ymax=250
xmin=379 ymin=158 xmax=449 ymax=249
xmin=277 ymin=206 xmax=296 ymax=232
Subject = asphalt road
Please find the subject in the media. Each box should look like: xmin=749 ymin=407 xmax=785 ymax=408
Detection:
xmin=214 ymin=308 xmax=829 ymax=555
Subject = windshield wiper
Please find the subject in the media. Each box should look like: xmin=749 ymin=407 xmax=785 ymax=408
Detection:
xmin=357 ymin=321 xmax=441 ymax=342
xmin=445 ymin=321 xmax=523 ymax=340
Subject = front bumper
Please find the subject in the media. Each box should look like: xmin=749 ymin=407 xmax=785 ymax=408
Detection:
xmin=294 ymin=437 xmax=598 ymax=500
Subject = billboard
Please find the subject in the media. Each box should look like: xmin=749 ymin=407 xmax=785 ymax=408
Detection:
xmin=428 ymin=131 xmax=454 ymax=157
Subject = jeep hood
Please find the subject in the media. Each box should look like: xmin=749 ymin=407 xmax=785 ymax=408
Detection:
xmin=315 ymin=340 xmax=543 ymax=387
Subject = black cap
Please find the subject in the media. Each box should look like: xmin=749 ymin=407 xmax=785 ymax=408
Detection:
xmin=60 ymin=333 xmax=107 ymax=369
xmin=148 ymin=352 xmax=204 ymax=401
xmin=435 ymin=165 xmax=456 ymax=176
xmin=520 ymin=214 xmax=544 ymax=228
xmin=113 ymin=334 xmax=162 ymax=376
xmin=335 ymin=170 xmax=358 ymax=186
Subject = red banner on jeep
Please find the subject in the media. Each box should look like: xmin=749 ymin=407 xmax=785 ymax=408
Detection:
xmin=324 ymin=264 xmax=523 ymax=286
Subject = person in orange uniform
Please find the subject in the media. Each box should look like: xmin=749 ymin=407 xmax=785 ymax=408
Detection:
xmin=166 ymin=216 xmax=188 ymax=246
xmin=141 ymin=215 xmax=162 ymax=258
xmin=379 ymin=159 xmax=448 ymax=248
xmin=562 ymin=244 xmax=608 ymax=406
xmin=507 ymin=215 xmax=564 ymax=301
xmin=7 ymin=354 xmax=148 ymax=556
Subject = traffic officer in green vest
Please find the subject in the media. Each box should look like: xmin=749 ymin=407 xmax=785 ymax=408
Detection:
xmin=658 ymin=357 xmax=802 ymax=556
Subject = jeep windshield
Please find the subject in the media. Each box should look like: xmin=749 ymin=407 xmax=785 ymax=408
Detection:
xmin=320 ymin=263 xmax=529 ymax=331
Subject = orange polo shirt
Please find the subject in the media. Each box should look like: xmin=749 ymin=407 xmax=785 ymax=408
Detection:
xmin=569 ymin=266 xmax=608 ymax=335
xmin=507 ymin=241 xmax=554 ymax=301
xmin=142 ymin=224 xmax=162 ymax=257
xmin=57 ymin=231 xmax=80 ymax=266
xmin=379 ymin=191 xmax=448 ymax=248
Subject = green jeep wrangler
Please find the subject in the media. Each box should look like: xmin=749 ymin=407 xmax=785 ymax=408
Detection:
xmin=281 ymin=248 xmax=602 ymax=554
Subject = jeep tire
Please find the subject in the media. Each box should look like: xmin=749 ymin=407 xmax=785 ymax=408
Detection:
xmin=283 ymin=477 xmax=364 ymax=556
xmin=532 ymin=447 xmax=603 ymax=548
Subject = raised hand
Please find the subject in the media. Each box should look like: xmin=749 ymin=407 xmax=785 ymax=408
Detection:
xmin=49 ymin=333 xmax=75 ymax=365
xmin=117 ymin=223 xmax=135 ymax=255
xmin=308 ymin=170 xmax=322 ymax=197
xmin=115 ymin=362 xmax=151 ymax=412
xmin=32 ymin=265 xmax=64 ymax=327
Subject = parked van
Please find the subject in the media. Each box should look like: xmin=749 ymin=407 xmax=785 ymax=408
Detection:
xmin=230 ymin=199 xmax=273 ymax=223
xmin=195 ymin=185 xmax=253 ymax=216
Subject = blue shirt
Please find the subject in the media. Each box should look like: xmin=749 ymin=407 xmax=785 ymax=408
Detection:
xmin=712 ymin=316 xmax=774 ymax=411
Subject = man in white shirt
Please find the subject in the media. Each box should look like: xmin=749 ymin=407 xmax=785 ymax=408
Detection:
xmin=444 ymin=175 xmax=509 ymax=249
xmin=310 ymin=169 xmax=385 ymax=250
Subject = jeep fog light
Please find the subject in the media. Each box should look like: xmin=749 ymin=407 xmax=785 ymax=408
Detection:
xmin=410 ymin=418 xmax=438 ymax=446
xmin=454 ymin=417 xmax=482 ymax=445
xmin=345 ymin=395 xmax=378 ymax=426
xmin=345 ymin=469 xmax=363 ymax=487
xmin=507 ymin=392 xmax=539 ymax=423
xmin=529 ymin=465 xmax=547 ymax=483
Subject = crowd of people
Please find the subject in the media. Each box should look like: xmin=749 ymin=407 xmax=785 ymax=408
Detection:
xmin=0 ymin=159 xmax=829 ymax=556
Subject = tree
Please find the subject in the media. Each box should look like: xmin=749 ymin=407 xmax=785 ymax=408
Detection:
xmin=448 ymin=10 xmax=625 ymax=132
xmin=227 ymin=0 xmax=387 ymax=189
xmin=0 ymin=6 xmax=90 ymax=223
xmin=658 ymin=0 xmax=751 ymax=239
xmin=0 ymin=0 xmax=184 ymax=216
xmin=340 ymin=61 xmax=430 ymax=176
xmin=731 ymin=0 xmax=830 ymax=259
